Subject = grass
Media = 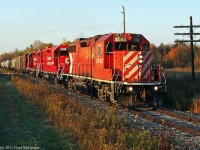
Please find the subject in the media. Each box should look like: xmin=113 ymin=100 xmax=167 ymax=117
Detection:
xmin=10 ymin=76 xmax=174 ymax=150
xmin=164 ymin=69 xmax=200 ymax=113
xmin=0 ymin=75 xmax=78 ymax=149
xmin=190 ymin=93 xmax=200 ymax=113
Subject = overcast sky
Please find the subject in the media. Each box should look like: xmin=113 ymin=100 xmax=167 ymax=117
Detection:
xmin=0 ymin=0 xmax=200 ymax=54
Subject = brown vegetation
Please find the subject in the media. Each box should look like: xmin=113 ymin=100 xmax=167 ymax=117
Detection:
xmin=190 ymin=93 xmax=200 ymax=114
xmin=11 ymin=76 xmax=173 ymax=149
xmin=150 ymin=43 xmax=200 ymax=69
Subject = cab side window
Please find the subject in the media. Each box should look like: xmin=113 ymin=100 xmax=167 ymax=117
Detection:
xmin=106 ymin=42 xmax=112 ymax=53
xmin=142 ymin=44 xmax=149 ymax=51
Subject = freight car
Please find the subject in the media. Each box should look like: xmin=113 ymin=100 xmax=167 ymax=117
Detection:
xmin=10 ymin=55 xmax=27 ymax=73
xmin=0 ymin=60 xmax=11 ymax=68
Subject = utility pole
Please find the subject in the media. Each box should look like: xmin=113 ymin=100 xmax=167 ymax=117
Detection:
xmin=122 ymin=5 xmax=126 ymax=33
xmin=174 ymin=16 xmax=200 ymax=82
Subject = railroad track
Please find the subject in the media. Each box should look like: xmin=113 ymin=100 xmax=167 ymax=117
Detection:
xmin=157 ymin=108 xmax=200 ymax=124
xmin=130 ymin=107 xmax=200 ymax=136
xmin=12 ymin=74 xmax=200 ymax=138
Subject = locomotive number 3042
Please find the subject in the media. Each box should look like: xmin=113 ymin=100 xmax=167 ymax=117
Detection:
xmin=96 ymin=58 xmax=103 ymax=64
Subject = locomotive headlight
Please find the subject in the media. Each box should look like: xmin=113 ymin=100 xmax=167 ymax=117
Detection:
xmin=138 ymin=54 xmax=143 ymax=64
xmin=127 ymin=86 xmax=133 ymax=92
xmin=139 ymin=55 xmax=143 ymax=59
xmin=154 ymin=86 xmax=158 ymax=91
xmin=139 ymin=60 xmax=143 ymax=64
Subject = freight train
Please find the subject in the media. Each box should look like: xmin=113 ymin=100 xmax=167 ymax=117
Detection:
xmin=0 ymin=33 xmax=166 ymax=107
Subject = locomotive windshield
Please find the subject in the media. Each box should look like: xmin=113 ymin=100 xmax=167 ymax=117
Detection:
xmin=115 ymin=42 xmax=126 ymax=50
xmin=128 ymin=42 xmax=140 ymax=51
xmin=114 ymin=42 xmax=140 ymax=51
xmin=60 ymin=50 xmax=68 ymax=56
xmin=55 ymin=50 xmax=68 ymax=57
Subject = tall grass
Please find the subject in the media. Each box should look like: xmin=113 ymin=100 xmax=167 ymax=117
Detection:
xmin=11 ymin=76 xmax=172 ymax=150
xmin=165 ymin=70 xmax=200 ymax=113
xmin=190 ymin=93 xmax=200 ymax=114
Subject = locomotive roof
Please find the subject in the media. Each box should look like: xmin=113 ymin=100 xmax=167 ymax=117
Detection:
xmin=96 ymin=33 xmax=112 ymax=42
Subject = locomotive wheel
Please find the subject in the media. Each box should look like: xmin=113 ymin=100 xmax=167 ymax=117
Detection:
xmin=54 ymin=77 xmax=58 ymax=85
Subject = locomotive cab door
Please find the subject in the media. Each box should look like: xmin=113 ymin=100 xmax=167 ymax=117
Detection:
xmin=113 ymin=53 xmax=123 ymax=81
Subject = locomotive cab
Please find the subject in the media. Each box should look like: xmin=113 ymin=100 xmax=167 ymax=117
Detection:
xmin=97 ymin=33 xmax=166 ymax=106
xmin=111 ymin=33 xmax=165 ymax=106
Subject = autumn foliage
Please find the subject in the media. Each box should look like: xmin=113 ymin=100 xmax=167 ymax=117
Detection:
xmin=164 ymin=44 xmax=191 ymax=67
xmin=150 ymin=43 xmax=200 ymax=69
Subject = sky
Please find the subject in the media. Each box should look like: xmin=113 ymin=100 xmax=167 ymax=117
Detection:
xmin=0 ymin=0 xmax=200 ymax=54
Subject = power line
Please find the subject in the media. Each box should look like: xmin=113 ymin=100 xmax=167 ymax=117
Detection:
xmin=127 ymin=11 xmax=200 ymax=14
xmin=174 ymin=16 xmax=200 ymax=82
xmin=0 ymin=13 xmax=115 ymax=25
xmin=0 ymin=23 xmax=122 ymax=36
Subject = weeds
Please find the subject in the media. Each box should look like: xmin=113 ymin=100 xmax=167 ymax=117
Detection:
xmin=11 ymin=76 xmax=172 ymax=149
xmin=190 ymin=93 xmax=200 ymax=114
xmin=164 ymin=72 xmax=200 ymax=113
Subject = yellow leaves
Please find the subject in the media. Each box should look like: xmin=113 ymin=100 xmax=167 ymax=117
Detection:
xmin=165 ymin=44 xmax=190 ymax=67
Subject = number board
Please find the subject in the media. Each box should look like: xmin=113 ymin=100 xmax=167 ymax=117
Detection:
xmin=60 ymin=48 xmax=67 ymax=51
xmin=114 ymin=34 xmax=127 ymax=42
xmin=132 ymin=34 xmax=141 ymax=42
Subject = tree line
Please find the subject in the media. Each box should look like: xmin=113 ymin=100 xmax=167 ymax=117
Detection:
xmin=0 ymin=39 xmax=70 ymax=62
xmin=151 ymin=43 xmax=200 ymax=69
xmin=0 ymin=40 xmax=200 ymax=69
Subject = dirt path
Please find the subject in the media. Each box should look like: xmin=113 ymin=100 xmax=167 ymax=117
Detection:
xmin=0 ymin=74 xmax=78 ymax=150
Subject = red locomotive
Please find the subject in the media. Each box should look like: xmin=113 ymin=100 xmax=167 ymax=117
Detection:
xmin=67 ymin=33 xmax=166 ymax=106
xmin=26 ymin=45 xmax=70 ymax=83
xmin=2 ymin=33 xmax=166 ymax=107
